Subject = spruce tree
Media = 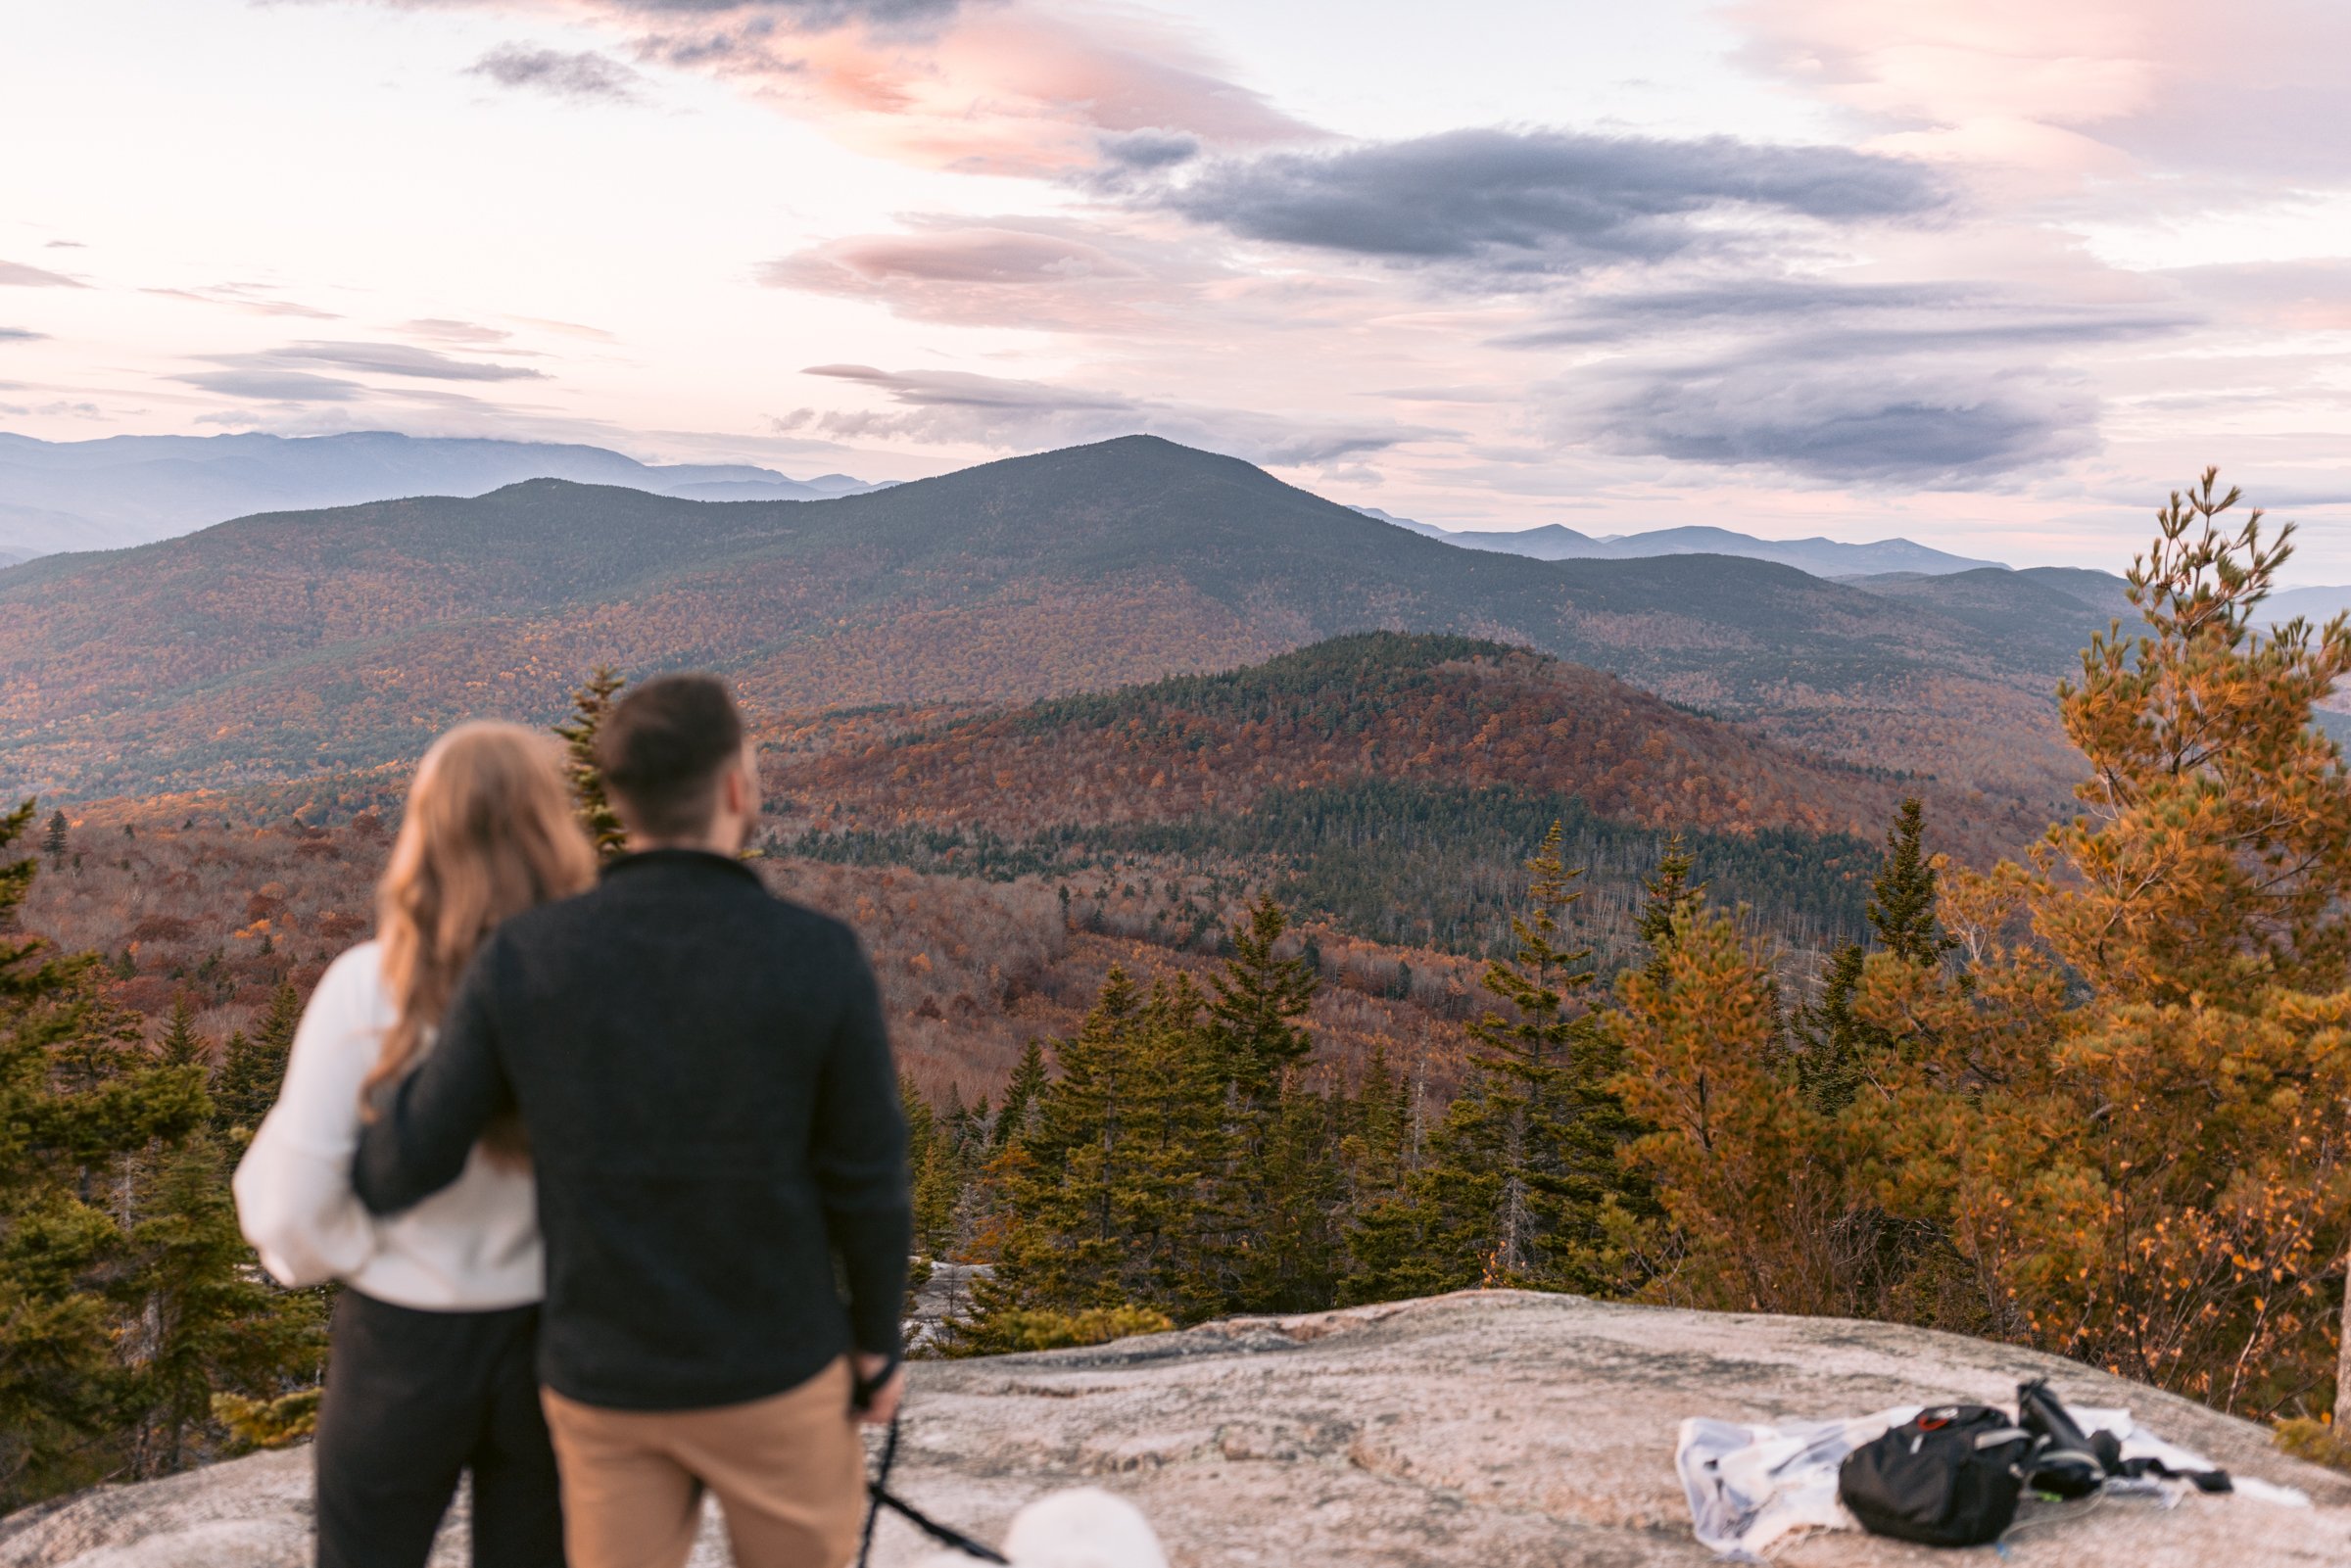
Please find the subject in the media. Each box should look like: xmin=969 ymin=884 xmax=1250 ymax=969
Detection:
xmin=992 ymin=1040 xmax=1048 ymax=1150
xmin=41 ymin=810 xmax=68 ymax=867
xmin=912 ymin=1140 xmax=962 ymax=1261
xmin=1 ymin=800 xmax=303 ymax=1508
xmin=1120 ymin=976 xmax=1230 ymax=1319
xmin=1798 ymin=797 xmax=1944 ymax=1114
xmin=900 ymin=1072 xmax=936 ymax=1181
xmin=983 ymin=969 xmax=1144 ymax=1314
xmin=157 ymin=997 xmax=208 ymax=1069
xmin=1230 ymin=1081 xmax=1343 ymax=1313
xmin=1636 ymin=832 xmax=1707 ymax=983
xmin=115 ymin=1130 xmax=324 ymax=1478
xmin=552 ymin=666 xmax=629 ymax=859
xmin=213 ymin=984 xmax=300 ymax=1142
xmin=1206 ymin=894 xmax=1317 ymax=1108
xmin=1346 ymin=822 xmax=1651 ymax=1301
xmin=1341 ymin=1042 xmax=1410 ymax=1205
xmin=1797 ymin=942 xmax=1871 ymax=1115
xmin=966 ymin=969 xmax=1231 ymax=1330
xmin=1866 ymin=798 xmax=1947 ymax=966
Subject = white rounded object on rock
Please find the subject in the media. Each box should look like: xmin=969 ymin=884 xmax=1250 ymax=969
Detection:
xmin=998 ymin=1487 xmax=1168 ymax=1568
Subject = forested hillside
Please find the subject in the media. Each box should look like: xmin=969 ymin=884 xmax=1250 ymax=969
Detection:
xmin=769 ymin=633 xmax=2034 ymax=960
xmin=0 ymin=437 xmax=2114 ymax=806
xmin=778 ymin=633 xmax=1991 ymax=840
xmin=8 ymin=468 xmax=2349 ymax=1509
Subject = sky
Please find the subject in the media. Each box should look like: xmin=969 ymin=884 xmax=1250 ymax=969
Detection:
xmin=5 ymin=0 xmax=2351 ymax=575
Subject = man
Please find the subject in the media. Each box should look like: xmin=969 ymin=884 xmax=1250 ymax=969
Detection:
xmin=355 ymin=675 xmax=909 ymax=1568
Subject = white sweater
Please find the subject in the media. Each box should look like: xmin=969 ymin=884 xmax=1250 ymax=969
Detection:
xmin=233 ymin=941 xmax=543 ymax=1310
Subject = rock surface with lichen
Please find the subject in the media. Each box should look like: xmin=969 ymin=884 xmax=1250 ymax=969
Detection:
xmin=7 ymin=1290 xmax=2348 ymax=1566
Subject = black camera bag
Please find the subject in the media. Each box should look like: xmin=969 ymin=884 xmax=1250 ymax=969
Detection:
xmin=1838 ymin=1403 xmax=2037 ymax=1546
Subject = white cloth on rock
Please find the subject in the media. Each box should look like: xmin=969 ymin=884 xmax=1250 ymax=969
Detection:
xmin=1675 ymin=1402 xmax=2309 ymax=1561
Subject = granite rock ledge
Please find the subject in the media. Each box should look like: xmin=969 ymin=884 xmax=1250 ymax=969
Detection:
xmin=6 ymin=1290 xmax=2349 ymax=1566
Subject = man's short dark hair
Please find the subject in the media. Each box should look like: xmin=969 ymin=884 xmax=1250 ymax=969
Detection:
xmin=596 ymin=674 xmax=744 ymax=841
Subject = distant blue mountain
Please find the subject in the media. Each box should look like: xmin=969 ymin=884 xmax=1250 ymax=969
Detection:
xmin=0 ymin=430 xmax=876 ymax=554
xmin=2260 ymin=584 xmax=2351 ymax=628
xmin=1356 ymin=505 xmax=2003 ymax=578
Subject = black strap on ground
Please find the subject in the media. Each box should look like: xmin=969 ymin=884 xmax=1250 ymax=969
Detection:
xmin=856 ymin=1415 xmax=1012 ymax=1567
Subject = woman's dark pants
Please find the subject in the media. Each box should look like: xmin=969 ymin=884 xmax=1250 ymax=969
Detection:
xmin=312 ymin=1289 xmax=564 ymax=1568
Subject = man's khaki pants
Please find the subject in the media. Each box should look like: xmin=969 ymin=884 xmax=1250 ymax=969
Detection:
xmin=541 ymin=1357 xmax=865 ymax=1568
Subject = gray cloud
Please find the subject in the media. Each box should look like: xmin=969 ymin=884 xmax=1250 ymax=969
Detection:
xmin=797 ymin=363 xmax=1422 ymax=467
xmin=1511 ymin=281 xmax=2188 ymax=355
xmin=175 ymin=370 xmax=365 ymax=402
xmin=0 ymin=327 xmax=44 ymax=342
xmin=219 ymin=340 xmax=547 ymax=382
xmin=469 ymin=44 xmax=644 ymax=101
xmin=1572 ymin=355 xmax=2097 ymax=487
xmin=1155 ymin=128 xmax=1943 ymax=275
xmin=1098 ymin=128 xmax=1201 ymax=170
xmin=1503 ymin=277 xmax=2191 ymax=486
xmin=1500 ymin=280 xmax=1985 ymax=347
xmin=0 ymin=260 xmax=86 ymax=288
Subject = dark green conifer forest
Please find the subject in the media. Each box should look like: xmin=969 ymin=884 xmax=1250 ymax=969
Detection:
xmin=0 ymin=802 xmax=320 ymax=1511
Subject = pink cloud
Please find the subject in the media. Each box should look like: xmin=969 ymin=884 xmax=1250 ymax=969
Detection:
xmin=1734 ymin=0 xmax=2351 ymax=183
xmin=619 ymin=1 xmax=1313 ymax=176
xmin=756 ymin=215 xmax=1240 ymax=330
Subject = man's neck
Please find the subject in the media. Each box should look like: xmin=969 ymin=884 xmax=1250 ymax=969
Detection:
xmin=627 ymin=833 xmax=739 ymax=857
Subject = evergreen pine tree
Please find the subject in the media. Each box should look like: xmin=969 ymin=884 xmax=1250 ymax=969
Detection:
xmin=1341 ymin=1042 xmax=1409 ymax=1205
xmin=1206 ymin=894 xmax=1317 ymax=1108
xmin=900 ymin=1073 xmax=965 ymax=1259
xmin=964 ymin=969 xmax=1233 ymax=1333
xmin=992 ymin=1040 xmax=1048 ymax=1150
xmin=41 ymin=810 xmax=68 ymax=867
xmin=1866 ymin=799 xmax=1948 ymax=967
xmin=114 ymin=1130 xmax=325 ymax=1478
xmin=1 ymin=800 xmax=307 ymax=1509
xmin=900 ymin=1072 xmax=936 ymax=1177
xmin=1636 ymin=832 xmax=1707 ymax=983
xmin=982 ymin=969 xmax=1144 ymax=1315
xmin=157 ymin=997 xmax=208 ymax=1069
xmin=1797 ymin=943 xmax=1871 ymax=1114
xmin=213 ymin=984 xmax=300 ymax=1143
xmin=1229 ymin=1080 xmax=1343 ymax=1313
xmin=1798 ymin=797 xmax=1945 ymax=1114
xmin=1346 ymin=823 xmax=1651 ymax=1301
xmin=552 ymin=666 xmax=629 ymax=859
xmin=1117 ymin=976 xmax=1230 ymax=1319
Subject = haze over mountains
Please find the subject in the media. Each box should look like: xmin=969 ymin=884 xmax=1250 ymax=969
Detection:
xmin=0 ymin=435 xmax=2141 ymax=825
xmin=0 ymin=428 xmax=2088 ymax=587
xmin=0 ymin=430 xmax=878 ymax=555
xmin=1358 ymin=507 xmax=2006 ymax=579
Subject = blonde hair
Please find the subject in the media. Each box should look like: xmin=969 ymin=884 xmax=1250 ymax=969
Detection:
xmin=365 ymin=723 xmax=599 ymax=1134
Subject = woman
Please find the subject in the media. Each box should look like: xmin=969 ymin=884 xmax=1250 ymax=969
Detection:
xmin=236 ymin=723 xmax=599 ymax=1568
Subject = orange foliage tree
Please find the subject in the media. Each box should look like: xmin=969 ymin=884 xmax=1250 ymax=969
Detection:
xmin=1614 ymin=471 xmax=2351 ymax=1419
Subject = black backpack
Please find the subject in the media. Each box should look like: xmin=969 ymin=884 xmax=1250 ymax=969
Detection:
xmin=1838 ymin=1403 xmax=2037 ymax=1547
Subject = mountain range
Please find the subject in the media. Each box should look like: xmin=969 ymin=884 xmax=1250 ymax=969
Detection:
xmin=0 ymin=435 xmax=2128 ymax=820
xmin=0 ymin=430 xmax=877 ymax=555
xmin=1356 ymin=506 xmax=2006 ymax=578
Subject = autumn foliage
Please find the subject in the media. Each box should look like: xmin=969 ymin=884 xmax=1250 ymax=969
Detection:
xmin=1610 ymin=471 xmax=2351 ymax=1420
